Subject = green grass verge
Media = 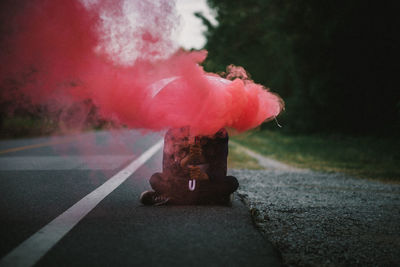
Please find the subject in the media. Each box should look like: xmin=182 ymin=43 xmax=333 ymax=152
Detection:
xmin=232 ymin=130 xmax=400 ymax=182
xmin=228 ymin=143 xmax=264 ymax=170
xmin=0 ymin=116 xmax=58 ymax=139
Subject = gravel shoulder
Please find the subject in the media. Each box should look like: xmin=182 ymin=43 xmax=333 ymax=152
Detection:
xmin=229 ymin=168 xmax=400 ymax=266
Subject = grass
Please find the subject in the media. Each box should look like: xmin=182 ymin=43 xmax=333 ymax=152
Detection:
xmin=0 ymin=115 xmax=108 ymax=140
xmin=0 ymin=116 xmax=58 ymax=139
xmin=228 ymin=143 xmax=264 ymax=170
xmin=231 ymin=130 xmax=400 ymax=183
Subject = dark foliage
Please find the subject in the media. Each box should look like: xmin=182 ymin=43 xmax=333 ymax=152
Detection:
xmin=200 ymin=0 xmax=399 ymax=135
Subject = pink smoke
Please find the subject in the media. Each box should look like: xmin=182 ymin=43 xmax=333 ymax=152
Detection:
xmin=0 ymin=0 xmax=283 ymax=136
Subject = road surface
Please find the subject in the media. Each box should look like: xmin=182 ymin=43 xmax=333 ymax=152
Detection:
xmin=0 ymin=130 xmax=281 ymax=267
xmin=232 ymin=149 xmax=400 ymax=266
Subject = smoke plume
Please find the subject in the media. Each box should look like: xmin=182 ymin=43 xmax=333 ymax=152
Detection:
xmin=0 ymin=0 xmax=283 ymax=136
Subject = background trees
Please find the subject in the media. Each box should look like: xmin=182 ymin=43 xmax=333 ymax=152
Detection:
xmin=199 ymin=0 xmax=399 ymax=135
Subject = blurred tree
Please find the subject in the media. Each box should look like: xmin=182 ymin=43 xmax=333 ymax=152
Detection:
xmin=199 ymin=0 xmax=399 ymax=135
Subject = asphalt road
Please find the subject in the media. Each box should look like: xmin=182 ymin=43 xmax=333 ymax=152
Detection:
xmin=232 ymin=149 xmax=400 ymax=266
xmin=0 ymin=130 xmax=281 ymax=267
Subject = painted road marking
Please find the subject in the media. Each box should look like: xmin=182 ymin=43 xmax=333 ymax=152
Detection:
xmin=0 ymin=139 xmax=163 ymax=267
xmin=0 ymin=142 xmax=55 ymax=155
xmin=0 ymin=156 xmax=135 ymax=170
xmin=0 ymin=137 xmax=74 ymax=155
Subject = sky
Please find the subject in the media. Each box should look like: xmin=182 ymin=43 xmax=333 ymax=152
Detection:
xmin=175 ymin=0 xmax=217 ymax=50
xmin=83 ymin=0 xmax=216 ymax=53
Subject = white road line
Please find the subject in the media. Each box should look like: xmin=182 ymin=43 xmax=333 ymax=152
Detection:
xmin=0 ymin=139 xmax=164 ymax=267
